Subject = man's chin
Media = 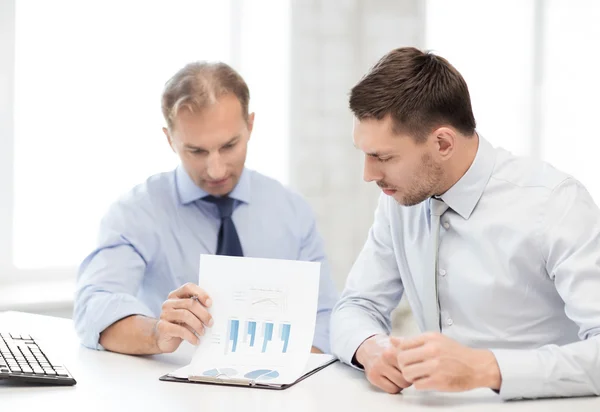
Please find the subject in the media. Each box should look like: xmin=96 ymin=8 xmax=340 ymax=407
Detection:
xmin=204 ymin=186 xmax=233 ymax=197
xmin=200 ymin=178 xmax=235 ymax=196
xmin=393 ymin=193 xmax=428 ymax=207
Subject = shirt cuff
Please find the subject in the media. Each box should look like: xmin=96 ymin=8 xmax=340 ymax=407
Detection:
xmin=490 ymin=348 xmax=544 ymax=400
xmin=335 ymin=328 xmax=385 ymax=368
xmin=78 ymin=293 xmax=154 ymax=350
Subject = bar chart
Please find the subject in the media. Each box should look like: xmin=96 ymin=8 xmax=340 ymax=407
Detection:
xmin=226 ymin=318 xmax=292 ymax=355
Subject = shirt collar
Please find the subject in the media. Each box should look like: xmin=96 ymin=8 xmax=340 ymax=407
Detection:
xmin=175 ymin=165 xmax=251 ymax=205
xmin=438 ymin=134 xmax=496 ymax=220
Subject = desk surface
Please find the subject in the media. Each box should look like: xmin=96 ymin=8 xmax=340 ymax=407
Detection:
xmin=1 ymin=311 xmax=598 ymax=411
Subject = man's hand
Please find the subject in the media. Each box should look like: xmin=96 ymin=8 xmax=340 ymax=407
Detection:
xmin=396 ymin=332 xmax=501 ymax=392
xmin=355 ymin=335 xmax=412 ymax=394
xmin=154 ymin=283 xmax=214 ymax=353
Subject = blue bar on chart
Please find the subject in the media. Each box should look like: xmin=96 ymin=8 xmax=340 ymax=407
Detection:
xmin=280 ymin=323 xmax=291 ymax=353
xmin=246 ymin=321 xmax=257 ymax=347
xmin=228 ymin=319 xmax=240 ymax=353
xmin=261 ymin=322 xmax=274 ymax=353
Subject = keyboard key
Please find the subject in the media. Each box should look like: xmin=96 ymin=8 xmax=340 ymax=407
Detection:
xmin=1 ymin=332 xmax=76 ymax=385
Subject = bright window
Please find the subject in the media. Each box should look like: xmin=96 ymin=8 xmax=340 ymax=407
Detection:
xmin=426 ymin=0 xmax=600 ymax=204
xmin=11 ymin=0 xmax=290 ymax=271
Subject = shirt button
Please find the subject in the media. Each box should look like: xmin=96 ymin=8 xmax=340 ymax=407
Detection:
xmin=443 ymin=221 xmax=450 ymax=229
xmin=439 ymin=269 xmax=447 ymax=277
xmin=446 ymin=318 xmax=454 ymax=326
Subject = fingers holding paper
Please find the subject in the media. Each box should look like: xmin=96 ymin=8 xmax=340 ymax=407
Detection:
xmin=153 ymin=319 xmax=199 ymax=353
xmin=154 ymin=283 xmax=214 ymax=353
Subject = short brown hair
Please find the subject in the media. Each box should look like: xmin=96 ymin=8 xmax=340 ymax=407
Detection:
xmin=161 ymin=61 xmax=250 ymax=130
xmin=349 ymin=47 xmax=476 ymax=141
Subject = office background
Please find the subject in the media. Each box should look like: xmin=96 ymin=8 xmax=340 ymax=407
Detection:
xmin=1 ymin=0 xmax=599 ymax=333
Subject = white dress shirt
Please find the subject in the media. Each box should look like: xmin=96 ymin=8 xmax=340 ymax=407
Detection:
xmin=331 ymin=136 xmax=600 ymax=400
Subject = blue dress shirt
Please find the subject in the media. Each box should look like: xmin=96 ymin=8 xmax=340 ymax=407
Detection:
xmin=331 ymin=136 xmax=600 ymax=400
xmin=74 ymin=166 xmax=338 ymax=352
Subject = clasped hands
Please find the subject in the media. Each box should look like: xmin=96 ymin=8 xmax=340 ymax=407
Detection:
xmin=355 ymin=332 xmax=502 ymax=394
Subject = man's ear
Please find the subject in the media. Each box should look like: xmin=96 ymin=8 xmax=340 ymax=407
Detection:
xmin=433 ymin=127 xmax=456 ymax=159
xmin=163 ymin=127 xmax=176 ymax=153
xmin=247 ymin=112 xmax=255 ymax=137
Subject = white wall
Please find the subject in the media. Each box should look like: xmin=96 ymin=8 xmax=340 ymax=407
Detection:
xmin=288 ymin=0 xmax=425 ymax=290
xmin=2 ymin=1 xmax=426 ymax=334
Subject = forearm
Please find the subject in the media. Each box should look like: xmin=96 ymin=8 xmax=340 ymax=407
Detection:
xmin=74 ymin=289 xmax=155 ymax=350
xmin=99 ymin=315 xmax=161 ymax=355
xmin=491 ymin=336 xmax=600 ymax=399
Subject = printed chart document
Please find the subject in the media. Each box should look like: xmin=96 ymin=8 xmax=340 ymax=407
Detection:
xmin=161 ymin=255 xmax=337 ymax=389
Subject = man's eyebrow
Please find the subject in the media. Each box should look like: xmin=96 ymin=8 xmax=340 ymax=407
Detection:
xmin=183 ymin=136 xmax=240 ymax=151
xmin=367 ymin=150 xmax=391 ymax=157
xmin=183 ymin=143 xmax=206 ymax=151
xmin=354 ymin=144 xmax=381 ymax=156
xmin=221 ymin=136 xmax=240 ymax=147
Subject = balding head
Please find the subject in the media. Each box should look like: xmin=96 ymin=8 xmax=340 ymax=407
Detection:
xmin=161 ymin=62 xmax=250 ymax=131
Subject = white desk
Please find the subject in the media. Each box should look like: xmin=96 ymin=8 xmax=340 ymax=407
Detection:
xmin=1 ymin=311 xmax=598 ymax=411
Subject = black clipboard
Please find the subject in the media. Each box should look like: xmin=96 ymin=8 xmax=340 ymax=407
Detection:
xmin=159 ymin=357 xmax=338 ymax=390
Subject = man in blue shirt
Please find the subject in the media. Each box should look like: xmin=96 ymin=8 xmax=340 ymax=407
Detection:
xmin=74 ymin=62 xmax=338 ymax=355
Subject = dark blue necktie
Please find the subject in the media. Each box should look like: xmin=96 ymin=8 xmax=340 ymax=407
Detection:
xmin=202 ymin=195 xmax=243 ymax=257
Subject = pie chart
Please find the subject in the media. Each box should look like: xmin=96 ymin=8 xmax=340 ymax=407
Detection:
xmin=244 ymin=369 xmax=280 ymax=380
xmin=203 ymin=368 xmax=238 ymax=377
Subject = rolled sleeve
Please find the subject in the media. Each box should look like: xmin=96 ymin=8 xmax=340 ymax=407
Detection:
xmin=74 ymin=199 xmax=159 ymax=349
xmin=77 ymin=292 xmax=154 ymax=350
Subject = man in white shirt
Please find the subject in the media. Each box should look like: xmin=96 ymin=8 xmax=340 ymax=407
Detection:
xmin=330 ymin=46 xmax=600 ymax=400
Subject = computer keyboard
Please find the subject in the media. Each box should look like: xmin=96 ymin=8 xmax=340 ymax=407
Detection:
xmin=0 ymin=332 xmax=76 ymax=385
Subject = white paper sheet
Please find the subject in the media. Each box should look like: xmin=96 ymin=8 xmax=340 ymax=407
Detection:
xmin=179 ymin=255 xmax=321 ymax=385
